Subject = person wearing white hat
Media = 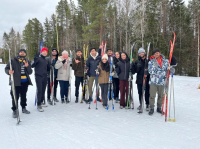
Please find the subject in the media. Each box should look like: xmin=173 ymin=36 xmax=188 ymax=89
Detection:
xmin=55 ymin=50 xmax=71 ymax=103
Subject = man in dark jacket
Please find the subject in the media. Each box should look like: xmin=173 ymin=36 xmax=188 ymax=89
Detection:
xmin=72 ymin=49 xmax=84 ymax=103
xmin=133 ymin=48 xmax=150 ymax=111
xmin=46 ymin=48 xmax=59 ymax=105
xmin=31 ymin=47 xmax=50 ymax=112
xmin=5 ymin=49 xmax=33 ymax=118
xmin=86 ymin=48 xmax=101 ymax=103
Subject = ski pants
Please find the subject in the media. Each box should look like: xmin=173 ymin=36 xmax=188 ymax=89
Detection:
xmin=88 ymin=76 xmax=99 ymax=98
xmin=149 ymin=84 xmax=164 ymax=108
xmin=47 ymin=77 xmax=58 ymax=99
xmin=99 ymin=83 xmax=108 ymax=106
xmin=137 ymin=83 xmax=150 ymax=105
xmin=36 ymin=75 xmax=48 ymax=106
xmin=75 ymin=76 xmax=84 ymax=98
xmin=119 ymin=80 xmax=129 ymax=107
xmin=10 ymin=81 xmax=29 ymax=111
xmin=113 ymin=77 xmax=120 ymax=99
xmin=59 ymin=81 xmax=69 ymax=100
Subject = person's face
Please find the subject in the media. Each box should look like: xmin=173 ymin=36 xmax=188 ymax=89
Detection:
xmin=102 ymin=58 xmax=107 ymax=63
xmin=19 ymin=51 xmax=26 ymax=57
xmin=115 ymin=52 xmax=120 ymax=59
xmin=76 ymin=51 xmax=82 ymax=57
xmin=41 ymin=51 xmax=48 ymax=57
xmin=62 ymin=54 xmax=68 ymax=59
xmin=121 ymin=53 xmax=126 ymax=60
xmin=154 ymin=52 xmax=161 ymax=59
xmin=107 ymin=50 xmax=113 ymax=56
xmin=139 ymin=52 xmax=145 ymax=58
xmin=52 ymin=50 xmax=57 ymax=56
xmin=91 ymin=49 xmax=96 ymax=56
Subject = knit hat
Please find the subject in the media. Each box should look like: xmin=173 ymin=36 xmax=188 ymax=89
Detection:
xmin=41 ymin=47 xmax=48 ymax=53
xmin=102 ymin=54 xmax=108 ymax=60
xmin=18 ymin=49 xmax=27 ymax=54
xmin=138 ymin=48 xmax=145 ymax=54
xmin=62 ymin=50 xmax=68 ymax=55
xmin=152 ymin=49 xmax=161 ymax=55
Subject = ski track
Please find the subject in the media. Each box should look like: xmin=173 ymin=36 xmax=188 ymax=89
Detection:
xmin=0 ymin=64 xmax=200 ymax=149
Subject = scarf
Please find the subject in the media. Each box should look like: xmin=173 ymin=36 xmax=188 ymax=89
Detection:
xmin=101 ymin=61 xmax=110 ymax=72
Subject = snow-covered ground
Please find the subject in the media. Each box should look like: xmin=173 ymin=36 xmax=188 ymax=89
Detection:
xmin=0 ymin=64 xmax=199 ymax=149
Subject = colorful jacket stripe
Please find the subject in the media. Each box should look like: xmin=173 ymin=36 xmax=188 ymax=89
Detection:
xmin=148 ymin=54 xmax=169 ymax=86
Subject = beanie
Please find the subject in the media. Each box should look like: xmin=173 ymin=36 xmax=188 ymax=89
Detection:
xmin=18 ymin=49 xmax=27 ymax=54
xmin=138 ymin=48 xmax=146 ymax=54
xmin=41 ymin=47 xmax=48 ymax=53
xmin=102 ymin=54 xmax=108 ymax=60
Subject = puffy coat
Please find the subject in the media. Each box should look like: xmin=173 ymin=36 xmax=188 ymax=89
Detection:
xmin=98 ymin=62 xmax=110 ymax=84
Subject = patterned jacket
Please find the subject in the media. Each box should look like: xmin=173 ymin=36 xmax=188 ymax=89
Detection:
xmin=148 ymin=54 xmax=169 ymax=86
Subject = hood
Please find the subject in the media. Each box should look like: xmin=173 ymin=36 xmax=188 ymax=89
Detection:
xmin=90 ymin=52 xmax=99 ymax=60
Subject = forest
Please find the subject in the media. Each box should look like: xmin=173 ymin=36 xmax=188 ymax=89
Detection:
xmin=0 ymin=0 xmax=200 ymax=77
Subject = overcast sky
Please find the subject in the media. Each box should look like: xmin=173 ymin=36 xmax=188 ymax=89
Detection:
xmin=0 ymin=0 xmax=189 ymax=44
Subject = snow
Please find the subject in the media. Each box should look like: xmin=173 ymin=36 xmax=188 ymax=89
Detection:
xmin=0 ymin=64 xmax=200 ymax=149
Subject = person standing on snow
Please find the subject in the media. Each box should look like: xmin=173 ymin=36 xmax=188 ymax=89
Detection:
xmin=31 ymin=47 xmax=50 ymax=112
xmin=133 ymin=48 xmax=150 ymax=111
xmin=72 ymin=49 xmax=84 ymax=103
xmin=5 ymin=49 xmax=33 ymax=118
xmin=46 ymin=48 xmax=59 ymax=105
xmin=148 ymin=49 xmax=176 ymax=115
xmin=86 ymin=48 xmax=101 ymax=103
xmin=55 ymin=50 xmax=71 ymax=104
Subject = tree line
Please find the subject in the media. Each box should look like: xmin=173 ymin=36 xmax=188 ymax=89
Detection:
xmin=0 ymin=0 xmax=200 ymax=77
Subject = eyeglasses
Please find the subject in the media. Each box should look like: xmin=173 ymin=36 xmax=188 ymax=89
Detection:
xmin=52 ymin=51 xmax=57 ymax=53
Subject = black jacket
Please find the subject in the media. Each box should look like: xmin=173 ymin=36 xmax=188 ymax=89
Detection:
xmin=86 ymin=53 xmax=101 ymax=77
xmin=31 ymin=55 xmax=50 ymax=77
xmin=133 ymin=56 xmax=150 ymax=84
xmin=5 ymin=56 xmax=33 ymax=86
xmin=116 ymin=58 xmax=134 ymax=81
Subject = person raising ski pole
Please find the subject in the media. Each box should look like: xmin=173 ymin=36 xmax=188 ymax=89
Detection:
xmin=133 ymin=48 xmax=150 ymax=111
xmin=31 ymin=47 xmax=50 ymax=112
xmin=72 ymin=49 xmax=84 ymax=103
xmin=148 ymin=49 xmax=176 ymax=115
xmin=5 ymin=49 xmax=33 ymax=118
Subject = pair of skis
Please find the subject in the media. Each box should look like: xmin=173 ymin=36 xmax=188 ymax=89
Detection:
xmin=81 ymin=44 xmax=89 ymax=103
xmin=161 ymin=32 xmax=176 ymax=122
xmin=67 ymin=50 xmax=73 ymax=103
xmin=127 ymin=43 xmax=136 ymax=110
xmin=138 ymin=43 xmax=151 ymax=113
xmin=107 ymin=57 xmax=114 ymax=110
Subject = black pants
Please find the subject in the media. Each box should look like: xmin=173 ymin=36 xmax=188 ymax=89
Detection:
xmin=100 ymin=83 xmax=108 ymax=106
xmin=113 ymin=77 xmax=120 ymax=99
xmin=137 ymin=83 xmax=150 ymax=105
xmin=47 ymin=77 xmax=58 ymax=99
xmin=75 ymin=76 xmax=84 ymax=98
xmin=10 ymin=82 xmax=29 ymax=111
xmin=36 ymin=75 xmax=48 ymax=106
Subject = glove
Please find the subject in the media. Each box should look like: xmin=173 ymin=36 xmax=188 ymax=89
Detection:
xmin=110 ymin=72 xmax=115 ymax=76
xmin=170 ymin=67 xmax=175 ymax=74
xmin=70 ymin=64 xmax=72 ymax=67
xmin=170 ymin=56 xmax=177 ymax=66
xmin=34 ymin=53 xmax=39 ymax=61
xmin=62 ymin=59 xmax=66 ymax=64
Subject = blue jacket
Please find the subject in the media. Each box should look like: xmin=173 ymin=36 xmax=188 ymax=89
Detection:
xmin=86 ymin=53 xmax=101 ymax=77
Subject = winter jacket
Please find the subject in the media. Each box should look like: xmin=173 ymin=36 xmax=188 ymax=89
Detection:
xmin=55 ymin=56 xmax=71 ymax=81
xmin=98 ymin=62 xmax=110 ymax=84
xmin=5 ymin=56 xmax=33 ymax=86
xmin=86 ymin=52 xmax=101 ymax=77
xmin=72 ymin=56 xmax=84 ymax=77
xmin=148 ymin=54 xmax=169 ymax=86
xmin=31 ymin=54 xmax=50 ymax=77
xmin=133 ymin=56 xmax=150 ymax=84
xmin=116 ymin=58 xmax=134 ymax=81
xmin=113 ymin=57 xmax=121 ymax=78
xmin=46 ymin=57 xmax=58 ymax=78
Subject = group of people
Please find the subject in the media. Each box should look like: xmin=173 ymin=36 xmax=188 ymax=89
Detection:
xmin=5 ymin=45 xmax=176 ymax=118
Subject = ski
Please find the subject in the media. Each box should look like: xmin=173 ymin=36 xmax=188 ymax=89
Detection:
xmin=162 ymin=32 xmax=176 ymax=122
xmin=67 ymin=50 xmax=73 ymax=103
xmin=50 ymin=61 xmax=56 ymax=105
xmin=107 ymin=57 xmax=113 ymax=110
xmin=127 ymin=43 xmax=136 ymax=109
xmin=81 ymin=44 xmax=89 ymax=103
xmin=95 ymin=67 xmax=100 ymax=110
xmin=8 ymin=45 xmax=21 ymax=125
xmin=138 ymin=42 xmax=150 ymax=114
